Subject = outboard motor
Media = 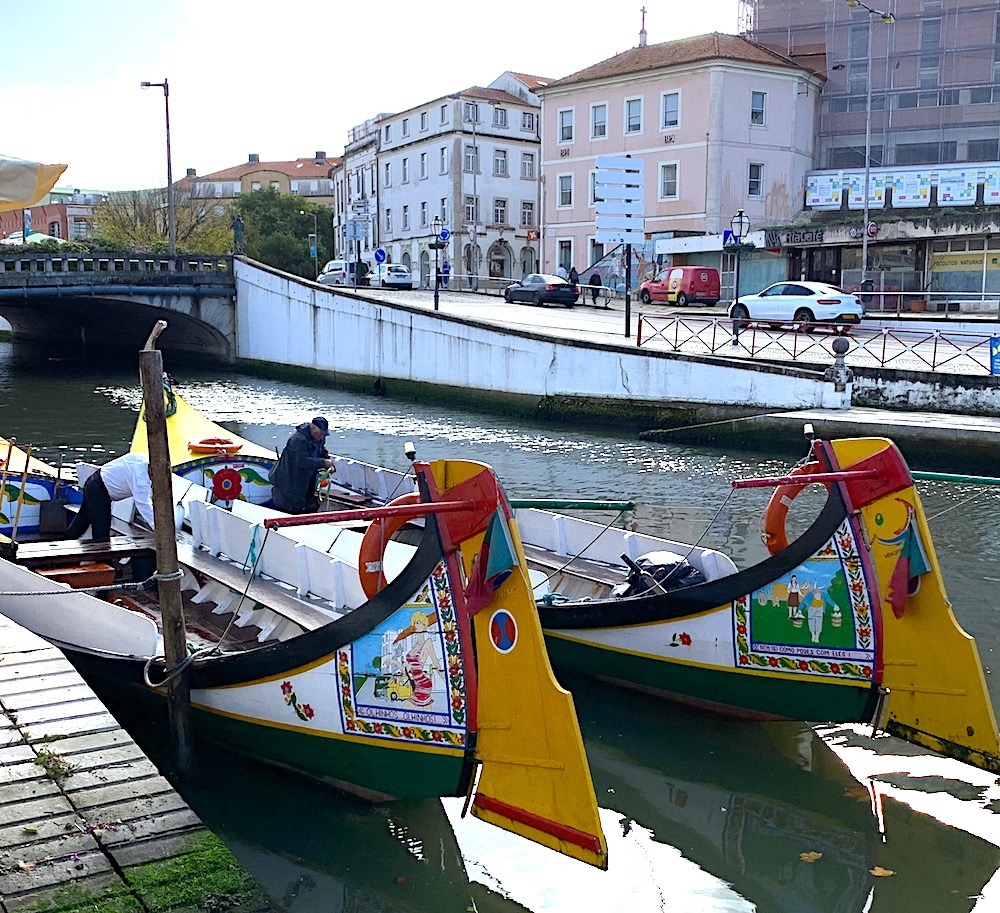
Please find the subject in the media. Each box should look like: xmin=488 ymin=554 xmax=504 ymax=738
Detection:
xmin=612 ymin=550 xmax=706 ymax=598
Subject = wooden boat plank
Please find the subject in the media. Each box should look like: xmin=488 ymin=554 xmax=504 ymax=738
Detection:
xmin=521 ymin=542 xmax=625 ymax=587
xmin=175 ymin=538 xmax=334 ymax=633
xmin=13 ymin=535 xmax=157 ymax=568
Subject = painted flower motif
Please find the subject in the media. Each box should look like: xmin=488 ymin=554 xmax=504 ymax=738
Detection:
xmin=373 ymin=723 xmax=383 ymax=734
xmin=863 ymin=666 xmax=872 ymax=677
xmin=433 ymin=731 xmax=442 ymax=741
xmin=768 ymin=656 xmax=778 ymax=667
xmin=452 ymin=695 xmax=463 ymax=711
xmin=403 ymin=727 xmax=413 ymax=738
xmin=679 ymin=633 xmax=692 ymax=646
xmin=739 ymin=655 xmax=749 ymax=665
xmin=302 ymin=704 xmax=314 ymax=720
xmin=830 ymin=663 xmax=841 ymax=674
xmin=212 ymin=467 xmax=243 ymax=502
xmin=281 ymin=681 xmax=293 ymax=696
xmin=798 ymin=660 xmax=809 ymax=671
xmin=346 ymin=720 xmax=356 ymax=731
xmin=736 ymin=624 xmax=747 ymax=636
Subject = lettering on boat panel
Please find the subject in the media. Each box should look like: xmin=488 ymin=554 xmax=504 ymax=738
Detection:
xmin=735 ymin=521 xmax=875 ymax=680
xmin=339 ymin=563 xmax=468 ymax=746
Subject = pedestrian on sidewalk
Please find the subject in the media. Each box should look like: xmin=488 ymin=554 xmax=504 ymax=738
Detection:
xmin=589 ymin=271 xmax=602 ymax=305
xmin=568 ymin=266 xmax=579 ymax=288
xmin=556 ymin=264 xmax=568 ymax=281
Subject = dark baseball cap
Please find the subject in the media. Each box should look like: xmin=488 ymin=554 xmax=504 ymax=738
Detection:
xmin=311 ymin=416 xmax=329 ymax=435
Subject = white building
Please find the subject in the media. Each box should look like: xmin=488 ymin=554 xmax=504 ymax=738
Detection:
xmin=343 ymin=73 xmax=546 ymax=288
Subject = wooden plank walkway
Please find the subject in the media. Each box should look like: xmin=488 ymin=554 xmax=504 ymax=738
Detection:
xmin=0 ymin=613 xmax=269 ymax=911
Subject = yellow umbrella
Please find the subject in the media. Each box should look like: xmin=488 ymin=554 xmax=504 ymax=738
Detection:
xmin=0 ymin=154 xmax=67 ymax=213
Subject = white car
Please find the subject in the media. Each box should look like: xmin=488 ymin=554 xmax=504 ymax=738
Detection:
xmin=367 ymin=263 xmax=413 ymax=290
xmin=727 ymin=281 xmax=863 ymax=327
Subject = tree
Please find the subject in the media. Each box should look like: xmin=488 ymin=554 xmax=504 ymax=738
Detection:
xmin=235 ymin=189 xmax=331 ymax=278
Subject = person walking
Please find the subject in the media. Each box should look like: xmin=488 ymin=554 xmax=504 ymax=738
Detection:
xmin=589 ymin=271 xmax=602 ymax=305
xmin=65 ymin=452 xmax=155 ymax=542
xmin=568 ymin=266 xmax=579 ymax=288
xmin=271 ymin=416 xmax=333 ymax=514
xmin=556 ymin=264 xmax=568 ymax=281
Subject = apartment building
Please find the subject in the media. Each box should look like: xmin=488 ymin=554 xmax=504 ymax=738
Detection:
xmin=190 ymin=152 xmax=340 ymax=207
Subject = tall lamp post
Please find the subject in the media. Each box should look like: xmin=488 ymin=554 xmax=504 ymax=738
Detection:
xmin=844 ymin=0 xmax=894 ymax=288
xmin=300 ymin=209 xmax=319 ymax=278
xmin=731 ymin=208 xmax=750 ymax=318
xmin=464 ymin=107 xmax=480 ymax=291
xmin=431 ymin=215 xmax=443 ymax=311
xmin=140 ymin=78 xmax=175 ymax=257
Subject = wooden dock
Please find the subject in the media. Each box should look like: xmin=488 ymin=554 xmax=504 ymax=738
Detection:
xmin=0 ymin=612 xmax=269 ymax=911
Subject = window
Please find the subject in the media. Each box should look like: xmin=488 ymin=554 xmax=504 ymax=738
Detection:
xmin=521 ymin=201 xmax=535 ymax=227
xmin=385 ymin=208 xmax=392 ymax=232
xmin=522 ymin=111 xmax=535 ymax=131
xmin=370 ymin=163 xmax=376 ymax=190
xmin=659 ymin=162 xmax=678 ymax=199
xmin=464 ymin=144 xmax=478 ymax=172
xmin=494 ymin=149 xmax=508 ymax=176
xmin=748 ymin=162 xmax=764 ymax=197
xmin=440 ymin=104 xmax=448 ymax=124
xmin=440 ymin=147 xmax=447 ymax=173
xmin=384 ymin=124 xmax=391 ymax=142
xmin=494 ymin=107 xmax=507 ymax=127
xmin=402 ymin=118 xmax=409 ymax=137
xmin=420 ymin=111 xmax=428 ymax=131
xmin=625 ymin=97 xmax=642 ymax=133
xmin=558 ymin=240 xmax=572 ymax=270
xmin=558 ymin=109 xmax=574 ymax=142
xmin=590 ymin=239 xmax=603 ymax=265
xmin=464 ymin=102 xmax=478 ymax=123
xmin=384 ymin=162 xmax=391 ymax=186
xmin=402 ymin=158 xmax=409 ymax=182
xmin=661 ymin=92 xmax=679 ymax=128
xmin=440 ymin=197 xmax=447 ymax=220
xmin=558 ymin=174 xmax=573 ymax=207
xmin=48 ymin=221 xmax=60 ymax=239
xmin=251 ymin=181 xmax=261 ymax=191
xmin=919 ymin=55 xmax=940 ymax=89
xmin=270 ymin=181 xmax=279 ymax=190
xmin=920 ymin=17 xmax=941 ymax=49
xmin=420 ymin=202 xmax=428 ymax=227
xmin=591 ymin=103 xmax=607 ymax=138
xmin=750 ymin=91 xmax=766 ymax=126
xmin=589 ymin=172 xmax=601 ymax=204
xmin=464 ymin=195 xmax=478 ymax=223
xmin=521 ymin=153 xmax=535 ymax=179
xmin=494 ymin=198 xmax=507 ymax=225
xmin=420 ymin=152 xmax=427 ymax=178
xmin=402 ymin=205 xmax=409 ymax=230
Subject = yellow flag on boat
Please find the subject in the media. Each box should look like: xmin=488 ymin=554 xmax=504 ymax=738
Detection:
xmin=0 ymin=155 xmax=67 ymax=213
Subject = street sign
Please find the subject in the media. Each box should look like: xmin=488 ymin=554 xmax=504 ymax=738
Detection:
xmin=596 ymin=229 xmax=646 ymax=245
xmin=346 ymin=219 xmax=365 ymax=240
xmin=439 ymin=227 xmax=450 ymax=242
xmin=595 ymin=154 xmax=642 ymax=172
xmin=595 ymin=200 xmax=643 ymax=216
xmin=351 ymin=198 xmax=370 ymax=214
xmin=374 ymin=247 xmax=387 ymax=264
xmin=595 ymin=182 xmax=644 ymax=201
xmin=722 ymin=229 xmax=736 ymax=247
xmin=867 ymin=221 xmax=878 ymax=238
xmin=594 ymin=215 xmax=645 ymax=232
xmin=526 ymin=229 xmax=539 ymax=241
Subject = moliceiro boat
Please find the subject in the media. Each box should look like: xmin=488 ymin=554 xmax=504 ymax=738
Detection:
xmin=0 ymin=448 xmax=607 ymax=868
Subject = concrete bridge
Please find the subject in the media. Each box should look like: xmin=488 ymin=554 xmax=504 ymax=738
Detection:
xmin=0 ymin=252 xmax=236 ymax=360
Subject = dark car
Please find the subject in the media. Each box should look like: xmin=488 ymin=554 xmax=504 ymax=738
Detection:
xmin=504 ymin=273 xmax=578 ymax=308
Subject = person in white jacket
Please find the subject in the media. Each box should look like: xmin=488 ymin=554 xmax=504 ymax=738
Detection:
xmin=65 ymin=452 xmax=155 ymax=542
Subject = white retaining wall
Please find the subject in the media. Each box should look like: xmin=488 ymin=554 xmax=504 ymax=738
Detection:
xmin=235 ymin=261 xmax=847 ymax=411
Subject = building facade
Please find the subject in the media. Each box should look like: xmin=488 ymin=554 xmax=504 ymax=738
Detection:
xmin=0 ymin=187 xmax=105 ymax=243
xmin=535 ymin=33 xmax=816 ymax=291
xmin=190 ymin=152 xmax=340 ymax=207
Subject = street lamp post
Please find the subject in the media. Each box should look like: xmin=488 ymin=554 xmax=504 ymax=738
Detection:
xmin=731 ymin=209 xmax=750 ymax=344
xmin=844 ymin=0 xmax=894 ymax=288
xmin=431 ymin=215 xmax=443 ymax=311
xmin=140 ymin=78 xmax=175 ymax=257
xmin=301 ymin=210 xmax=319 ymax=278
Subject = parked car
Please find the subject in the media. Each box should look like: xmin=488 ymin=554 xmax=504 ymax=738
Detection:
xmin=367 ymin=263 xmax=414 ymax=289
xmin=639 ymin=266 xmax=720 ymax=306
xmin=317 ymin=259 xmax=366 ymax=286
xmin=504 ymin=273 xmax=578 ymax=307
xmin=727 ymin=281 xmax=864 ymax=327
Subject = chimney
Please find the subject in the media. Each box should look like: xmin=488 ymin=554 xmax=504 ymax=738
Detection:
xmin=248 ymin=153 xmax=259 ymax=164
xmin=186 ymin=167 xmax=197 ymax=178
xmin=314 ymin=151 xmax=326 ymax=164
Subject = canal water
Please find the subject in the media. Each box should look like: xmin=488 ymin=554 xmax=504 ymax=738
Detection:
xmin=4 ymin=341 xmax=1000 ymax=912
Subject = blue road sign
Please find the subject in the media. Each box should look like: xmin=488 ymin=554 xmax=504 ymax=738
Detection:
xmin=722 ymin=229 xmax=736 ymax=247
xmin=374 ymin=247 xmax=387 ymax=264
xmin=439 ymin=228 xmax=451 ymax=242
xmin=991 ymin=337 xmax=1000 ymax=375
xmin=442 ymin=261 xmax=451 ymax=287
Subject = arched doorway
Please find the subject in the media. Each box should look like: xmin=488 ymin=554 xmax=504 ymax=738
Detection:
xmin=401 ymin=251 xmax=411 ymax=271
xmin=487 ymin=240 xmax=513 ymax=280
xmin=520 ymin=246 xmax=536 ymax=277
xmin=463 ymin=243 xmax=482 ymax=289
xmin=419 ymin=250 xmax=430 ymax=288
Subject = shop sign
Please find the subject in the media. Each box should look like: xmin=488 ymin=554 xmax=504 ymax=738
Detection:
xmin=764 ymin=228 xmax=825 ymax=248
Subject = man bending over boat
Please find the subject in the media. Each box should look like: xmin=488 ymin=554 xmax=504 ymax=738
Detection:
xmin=65 ymin=452 xmax=155 ymax=542
xmin=270 ymin=416 xmax=333 ymax=514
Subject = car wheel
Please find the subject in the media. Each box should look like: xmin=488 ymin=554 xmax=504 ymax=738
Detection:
xmin=794 ymin=308 xmax=816 ymax=332
xmin=731 ymin=304 xmax=750 ymax=321
xmin=676 ymin=292 xmax=689 ymax=307
xmin=532 ymin=292 xmax=542 ymax=306
xmin=565 ymin=302 xmax=574 ymax=308
xmin=504 ymin=290 xmax=514 ymax=303
xmin=639 ymin=289 xmax=651 ymax=305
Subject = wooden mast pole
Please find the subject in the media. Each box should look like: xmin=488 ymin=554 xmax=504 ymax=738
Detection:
xmin=138 ymin=319 xmax=192 ymax=771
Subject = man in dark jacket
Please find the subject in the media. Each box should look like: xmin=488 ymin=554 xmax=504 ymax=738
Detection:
xmin=270 ymin=416 xmax=333 ymax=514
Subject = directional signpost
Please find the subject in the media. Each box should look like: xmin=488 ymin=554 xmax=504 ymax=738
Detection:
xmin=595 ymin=155 xmax=645 ymax=337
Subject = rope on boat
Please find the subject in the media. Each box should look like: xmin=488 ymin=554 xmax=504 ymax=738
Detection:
xmin=0 ymin=577 xmax=158 ymax=599
xmin=534 ymin=508 xmax=631 ymax=590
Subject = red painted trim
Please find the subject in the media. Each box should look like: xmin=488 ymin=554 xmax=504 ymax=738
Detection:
xmin=264 ymin=498 xmax=476 ymax=529
xmin=733 ymin=469 xmax=880 ymax=490
xmin=473 ymin=793 xmax=603 ymax=853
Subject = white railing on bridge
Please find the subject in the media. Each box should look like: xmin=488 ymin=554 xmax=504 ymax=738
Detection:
xmin=0 ymin=252 xmax=233 ymax=279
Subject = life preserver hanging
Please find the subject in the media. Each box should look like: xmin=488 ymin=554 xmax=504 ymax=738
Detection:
xmin=762 ymin=462 xmax=822 ymax=555
xmin=358 ymin=492 xmax=422 ymax=600
xmin=188 ymin=437 xmax=242 ymax=455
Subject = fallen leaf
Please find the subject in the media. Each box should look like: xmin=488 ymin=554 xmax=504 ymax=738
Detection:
xmin=799 ymin=851 xmax=823 ymax=863
xmin=870 ymin=866 xmax=895 ymax=877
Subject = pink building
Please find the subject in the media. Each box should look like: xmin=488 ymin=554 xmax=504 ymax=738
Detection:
xmin=536 ymin=32 xmax=818 ymax=280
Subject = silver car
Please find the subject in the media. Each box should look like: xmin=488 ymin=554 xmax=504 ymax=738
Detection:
xmin=367 ymin=263 xmax=413 ymax=289
xmin=728 ymin=281 xmax=863 ymax=327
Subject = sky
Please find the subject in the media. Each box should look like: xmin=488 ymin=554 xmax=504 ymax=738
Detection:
xmin=1 ymin=0 xmax=742 ymax=192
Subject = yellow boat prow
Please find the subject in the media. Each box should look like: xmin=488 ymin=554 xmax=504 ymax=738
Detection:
xmin=131 ymin=387 xmax=274 ymax=467
xmin=0 ymin=438 xmax=59 ymax=478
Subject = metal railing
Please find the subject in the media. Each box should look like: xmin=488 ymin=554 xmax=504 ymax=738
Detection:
xmin=636 ymin=313 xmax=997 ymax=376
xmin=0 ymin=252 xmax=233 ymax=281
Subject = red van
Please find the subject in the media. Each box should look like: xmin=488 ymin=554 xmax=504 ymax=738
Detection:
xmin=638 ymin=266 xmax=721 ymax=306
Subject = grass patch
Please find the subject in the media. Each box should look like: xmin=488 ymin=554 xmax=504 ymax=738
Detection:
xmin=33 ymin=749 xmax=76 ymax=786
xmin=23 ymin=880 xmax=142 ymax=912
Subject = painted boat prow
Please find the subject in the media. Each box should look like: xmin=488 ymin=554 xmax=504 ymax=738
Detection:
xmin=428 ymin=460 xmax=608 ymax=870
xmin=830 ymin=437 xmax=1000 ymax=772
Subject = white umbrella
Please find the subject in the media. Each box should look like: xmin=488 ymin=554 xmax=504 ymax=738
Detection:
xmin=0 ymin=154 xmax=67 ymax=212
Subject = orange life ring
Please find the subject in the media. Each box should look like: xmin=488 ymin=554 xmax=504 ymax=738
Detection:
xmin=358 ymin=492 xmax=422 ymax=600
xmin=762 ymin=462 xmax=823 ymax=555
xmin=188 ymin=437 xmax=242 ymax=455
